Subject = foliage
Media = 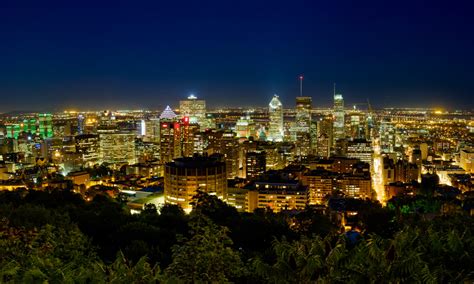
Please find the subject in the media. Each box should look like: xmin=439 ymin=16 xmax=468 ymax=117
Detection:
xmin=165 ymin=213 xmax=246 ymax=282
xmin=253 ymin=221 xmax=474 ymax=283
xmin=0 ymin=220 xmax=100 ymax=283
xmin=0 ymin=189 xmax=472 ymax=283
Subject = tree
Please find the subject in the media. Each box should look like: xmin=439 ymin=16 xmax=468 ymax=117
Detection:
xmin=166 ymin=213 xmax=246 ymax=282
xmin=190 ymin=190 xmax=240 ymax=227
xmin=98 ymin=251 xmax=163 ymax=283
xmin=0 ymin=220 xmax=100 ymax=283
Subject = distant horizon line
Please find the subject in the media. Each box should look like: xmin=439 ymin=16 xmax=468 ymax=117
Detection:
xmin=0 ymin=106 xmax=472 ymax=115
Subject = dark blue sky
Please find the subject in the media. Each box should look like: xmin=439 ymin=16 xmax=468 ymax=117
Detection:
xmin=0 ymin=0 xmax=473 ymax=111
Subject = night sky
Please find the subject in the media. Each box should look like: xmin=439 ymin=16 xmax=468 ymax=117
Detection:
xmin=0 ymin=0 xmax=473 ymax=112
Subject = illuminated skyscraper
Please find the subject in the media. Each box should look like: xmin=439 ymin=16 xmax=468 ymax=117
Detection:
xmin=179 ymin=94 xmax=206 ymax=126
xmin=159 ymin=106 xmax=181 ymax=164
xmin=295 ymin=96 xmax=312 ymax=156
xmin=181 ymin=117 xmax=200 ymax=158
xmin=379 ymin=119 xmax=395 ymax=153
xmin=77 ymin=114 xmax=85 ymax=135
xmin=268 ymin=95 xmax=283 ymax=142
xmin=333 ymin=92 xmax=345 ymax=146
xmin=316 ymin=118 xmax=333 ymax=158
xmin=159 ymin=106 xmax=199 ymax=166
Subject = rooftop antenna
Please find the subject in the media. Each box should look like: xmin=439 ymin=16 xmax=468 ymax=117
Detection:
xmin=299 ymin=75 xmax=304 ymax=97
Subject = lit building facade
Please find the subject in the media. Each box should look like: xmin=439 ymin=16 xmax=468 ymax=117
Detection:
xmin=38 ymin=113 xmax=54 ymax=138
xmin=336 ymin=174 xmax=372 ymax=199
xmin=98 ymin=129 xmax=136 ymax=165
xmin=75 ymin=134 xmax=100 ymax=167
xmin=460 ymin=149 xmax=474 ymax=173
xmin=206 ymin=130 xmax=239 ymax=179
xmin=316 ymin=118 xmax=333 ymax=158
xmin=159 ymin=106 xmax=199 ymax=166
xmin=346 ymin=139 xmax=373 ymax=166
xmin=268 ymin=95 xmax=283 ymax=142
xmin=235 ymin=115 xmax=256 ymax=138
xmin=245 ymin=151 xmax=266 ymax=180
xmin=333 ymin=94 xmax=345 ymax=146
xmin=179 ymin=94 xmax=206 ymax=126
xmin=379 ymin=119 xmax=396 ymax=153
xmin=164 ymin=156 xmax=227 ymax=212
xmin=142 ymin=118 xmax=161 ymax=143
xmin=295 ymin=96 xmax=312 ymax=156
xmin=253 ymin=181 xmax=308 ymax=213
xmin=302 ymin=169 xmax=336 ymax=205
xmin=159 ymin=106 xmax=181 ymax=164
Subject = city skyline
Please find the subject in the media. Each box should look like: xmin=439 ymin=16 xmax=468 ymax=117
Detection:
xmin=1 ymin=1 xmax=473 ymax=282
xmin=1 ymin=0 xmax=473 ymax=112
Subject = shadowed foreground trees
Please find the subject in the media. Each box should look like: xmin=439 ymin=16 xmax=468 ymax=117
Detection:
xmin=0 ymin=189 xmax=473 ymax=283
xmin=254 ymin=224 xmax=474 ymax=283
xmin=165 ymin=213 xmax=246 ymax=282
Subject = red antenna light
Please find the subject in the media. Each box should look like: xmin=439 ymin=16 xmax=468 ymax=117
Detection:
xmin=299 ymin=75 xmax=304 ymax=80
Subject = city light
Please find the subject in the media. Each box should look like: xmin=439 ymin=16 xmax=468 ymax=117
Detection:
xmin=0 ymin=2 xmax=472 ymax=281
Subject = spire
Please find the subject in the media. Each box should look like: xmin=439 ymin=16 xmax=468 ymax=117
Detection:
xmin=299 ymin=75 xmax=304 ymax=97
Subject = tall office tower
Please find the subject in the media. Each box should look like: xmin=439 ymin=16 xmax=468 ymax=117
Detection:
xmin=245 ymin=151 xmax=266 ymax=180
xmin=209 ymin=130 xmax=240 ymax=179
xmin=365 ymin=111 xmax=376 ymax=141
xmin=379 ymin=119 xmax=395 ymax=153
xmin=77 ymin=114 xmax=85 ymax=135
xmin=164 ymin=156 xmax=227 ymax=212
xmin=98 ymin=129 xmax=136 ymax=166
xmin=159 ymin=106 xmax=181 ymax=164
xmin=268 ymin=94 xmax=283 ymax=142
xmin=295 ymin=96 xmax=312 ymax=157
xmin=38 ymin=113 xmax=53 ymax=138
xmin=221 ymin=131 xmax=240 ymax=178
xmin=333 ymin=92 xmax=345 ymax=146
xmin=181 ymin=116 xmax=200 ymax=158
xmin=179 ymin=94 xmax=206 ymax=126
xmin=309 ymin=121 xmax=318 ymax=155
xmin=316 ymin=118 xmax=333 ymax=158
